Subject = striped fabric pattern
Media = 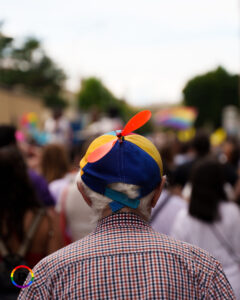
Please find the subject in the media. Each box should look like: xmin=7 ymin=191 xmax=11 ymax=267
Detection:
xmin=18 ymin=213 xmax=235 ymax=300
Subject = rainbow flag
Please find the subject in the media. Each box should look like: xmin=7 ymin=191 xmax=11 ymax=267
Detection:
xmin=154 ymin=107 xmax=198 ymax=130
xmin=21 ymin=112 xmax=38 ymax=128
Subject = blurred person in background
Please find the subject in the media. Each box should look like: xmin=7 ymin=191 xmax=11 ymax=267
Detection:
xmin=56 ymin=138 xmax=96 ymax=243
xmin=158 ymin=142 xmax=175 ymax=174
xmin=0 ymin=146 xmax=63 ymax=299
xmin=0 ymin=125 xmax=17 ymax=148
xmin=221 ymin=137 xmax=240 ymax=173
xmin=44 ymin=108 xmax=72 ymax=146
xmin=69 ymin=143 xmax=88 ymax=173
xmin=173 ymin=130 xmax=211 ymax=190
xmin=151 ymin=144 xmax=187 ymax=235
xmin=174 ymin=140 xmax=193 ymax=166
xmin=56 ymin=177 xmax=95 ymax=243
xmin=173 ymin=131 xmax=238 ymax=200
xmin=81 ymin=106 xmax=123 ymax=137
xmin=171 ymin=158 xmax=240 ymax=298
xmin=41 ymin=143 xmax=72 ymax=203
xmin=214 ymin=137 xmax=239 ymax=201
xmin=219 ymin=137 xmax=240 ymax=195
xmin=22 ymin=139 xmax=42 ymax=174
xmin=0 ymin=125 xmax=55 ymax=209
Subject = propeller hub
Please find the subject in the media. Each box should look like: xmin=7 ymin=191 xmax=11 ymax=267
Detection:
xmin=116 ymin=131 xmax=124 ymax=143
xmin=116 ymin=131 xmax=122 ymax=138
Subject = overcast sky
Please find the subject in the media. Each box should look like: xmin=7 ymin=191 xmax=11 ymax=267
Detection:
xmin=0 ymin=0 xmax=239 ymax=106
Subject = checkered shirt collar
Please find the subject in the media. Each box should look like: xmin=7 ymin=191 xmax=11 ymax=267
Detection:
xmin=95 ymin=212 xmax=151 ymax=232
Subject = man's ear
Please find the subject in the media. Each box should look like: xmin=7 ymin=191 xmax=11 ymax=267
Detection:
xmin=77 ymin=181 xmax=92 ymax=207
xmin=151 ymin=176 xmax=166 ymax=208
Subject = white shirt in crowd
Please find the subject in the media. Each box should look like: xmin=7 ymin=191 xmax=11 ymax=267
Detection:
xmin=171 ymin=202 xmax=240 ymax=299
xmin=49 ymin=173 xmax=74 ymax=204
xmin=56 ymin=181 xmax=95 ymax=241
xmin=151 ymin=189 xmax=187 ymax=235
xmin=44 ymin=116 xmax=71 ymax=145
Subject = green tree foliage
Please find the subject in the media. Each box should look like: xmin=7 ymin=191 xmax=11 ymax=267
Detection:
xmin=0 ymin=32 xmax=13 ymax=61
xmin=77 ymin=77 xmax=139 ymax=122
xmin=77 ymin=77 xmax=117 ymax=111
xmin=0 ymin=25 xmax=67 ymax=108
xmin=77 ymin=77 xmax=153 ymax=134
xmin=183 ymin=66 xmax=239 ymax=128
xmin=44 ymin=94 xmax=68 ymax=109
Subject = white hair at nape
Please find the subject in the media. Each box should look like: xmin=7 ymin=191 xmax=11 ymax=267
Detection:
xmin=76 ymin=172 xmax=154 ymax=221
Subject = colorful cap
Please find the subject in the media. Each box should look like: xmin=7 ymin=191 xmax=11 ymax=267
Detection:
xmin=80 ymin=111 xmax=163 ymax=212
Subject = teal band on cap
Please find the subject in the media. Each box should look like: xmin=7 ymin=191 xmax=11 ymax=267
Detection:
xmin=109 ymin=201 xmax=125 ymax=212
xmin=105 ymin=188 xmax=140 ymax=212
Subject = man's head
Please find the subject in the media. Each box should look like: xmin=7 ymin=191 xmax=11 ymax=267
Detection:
xmin=76 ymin=124 xmax=165 ymax=221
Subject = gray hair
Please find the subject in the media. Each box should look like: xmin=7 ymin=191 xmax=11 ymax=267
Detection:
xmin=76 ymin=172 xmax=154 ymax=221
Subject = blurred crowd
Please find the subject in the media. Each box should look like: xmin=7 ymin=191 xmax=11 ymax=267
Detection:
xmin=0 ymin=109 xmax=240 ymax=298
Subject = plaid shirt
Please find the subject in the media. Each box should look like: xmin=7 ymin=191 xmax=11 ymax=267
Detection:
xmin=18 ymin=213 xmax=235 ymax=299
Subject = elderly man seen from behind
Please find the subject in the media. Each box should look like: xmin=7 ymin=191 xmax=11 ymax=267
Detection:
xmin=18 ymin=111 xmax=235 ymax=300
